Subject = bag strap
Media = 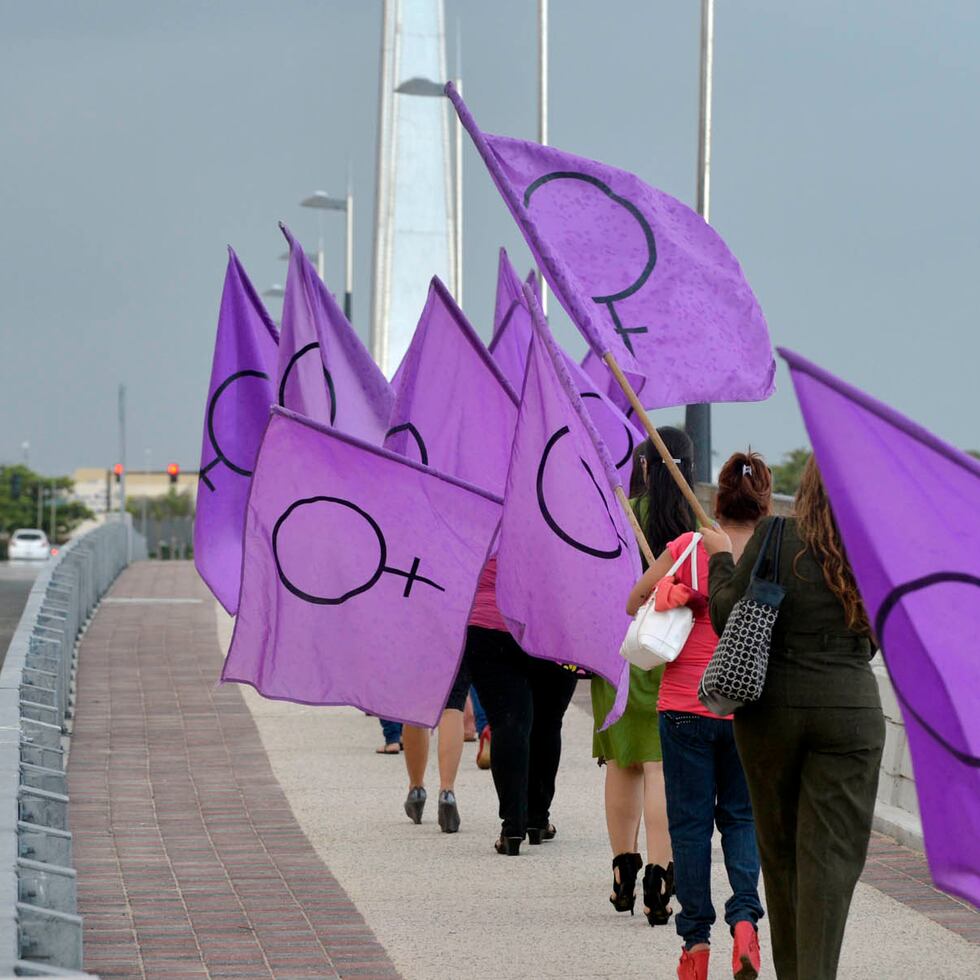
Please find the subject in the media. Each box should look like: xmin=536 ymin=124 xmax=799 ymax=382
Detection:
xmin=749 ymin=518 xmax=779 ymax=582
xmin=752 ymin=517 xmax=785 ymax=584
xmin=664 ymin=532 xmax=702 ymax=586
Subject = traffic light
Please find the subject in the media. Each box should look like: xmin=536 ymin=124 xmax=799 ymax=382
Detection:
xmin=10 ymin=472 xmax=22 ymax=499
xmin=167 ymin=463 xmax=180 ymax=485
xmin=113 ymin=463 xmax=124 ymax=484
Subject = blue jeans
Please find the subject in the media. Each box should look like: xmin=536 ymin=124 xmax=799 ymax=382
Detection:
xmin=659 ymin=711 xmax=763 ymax=948
xmin=379 ymin=718 xmax=402 ymax=745
xmin=470 ymin=685 xmax=489 ymax=734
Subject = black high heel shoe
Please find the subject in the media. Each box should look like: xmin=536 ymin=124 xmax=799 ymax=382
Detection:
xmin=610 ymin=852 xmax=643 ymax=914
xmin=526 ymin=824 xmax=557 ymax=845
xmin=494 ymin=835 xmax=522 ymax=855
xmin=404 ymin=786 xmax=426 ymax=824
xmin=642 ymin=861 xmax=674 ymax=926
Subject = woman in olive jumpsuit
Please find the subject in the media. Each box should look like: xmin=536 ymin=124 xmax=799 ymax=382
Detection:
xmin=701 ymin=458 xmax=884 ymax=980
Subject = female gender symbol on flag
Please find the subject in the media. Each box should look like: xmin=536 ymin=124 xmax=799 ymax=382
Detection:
xmin=222 ymin=407 xmax=503 ymax=728
xmin=200 ymin=368 xmax=274 ymax=492
xmin=447 ymin=82 xmax=776 ymax=410
xmin=277 ymin=342 xmax=336 ymax=425
xmin=194 ymin=249 xmax=279 ymax=615
xmin=272 ymin=494 xmax=445 ymax=604
xmin=536 ymin=424 xmax=628 ymax=560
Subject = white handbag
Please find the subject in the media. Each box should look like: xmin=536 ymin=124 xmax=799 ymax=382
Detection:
xmin=620 ymin=533 xmax=702 ymax=670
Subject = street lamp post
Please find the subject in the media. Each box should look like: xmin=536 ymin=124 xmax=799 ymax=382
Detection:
xmin=685 ymin=0 xmax=715 ymax=482
xmin=393 ymin=76 xmax=463 ymax=306
xmin=538 ymin=0 xmax=549 ymax=316
xmin=300 ymin=191 xmax=353 ymax=320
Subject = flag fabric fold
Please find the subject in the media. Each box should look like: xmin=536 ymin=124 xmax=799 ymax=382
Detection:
xmin=278 ymin=225 xmax=392 ymax=441
xmin=491 ymin=287 xmax=642 ymax=487
xmin=781 ymin=347 xmax=980 ymax=907
xmin=447 ymin=82 xmax=775 ymax=410
xmin=384 ymin=277 xmax=519 ymax=495
xmin=495 ymin=286 xmax=638 ymax=728
xmin=222 ymin=407 xmax=503 ymax=728
xmin=194 ymin=248 xmax=279 ymax=614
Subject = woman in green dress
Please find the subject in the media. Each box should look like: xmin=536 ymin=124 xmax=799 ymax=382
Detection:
xmin=592 ymin=428 xmax=697 ymax=925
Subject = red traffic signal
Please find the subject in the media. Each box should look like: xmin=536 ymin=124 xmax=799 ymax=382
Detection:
xmin=113 ymin=463 xmax=124 ymax=483
xmin=167 ymin=463 xmax=180 ymax=485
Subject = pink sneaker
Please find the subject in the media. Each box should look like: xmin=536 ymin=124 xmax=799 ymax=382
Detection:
xmin=677 ymin=947 xmax=709 ymax=980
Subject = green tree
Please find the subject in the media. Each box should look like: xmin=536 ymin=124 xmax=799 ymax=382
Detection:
xmin=0 ymin=465 xmax=94 ymax=542
xmin=771 ymin=448 xmax=811 ymax=496
xmin=126 ymin=488 xmax=195 ymax=520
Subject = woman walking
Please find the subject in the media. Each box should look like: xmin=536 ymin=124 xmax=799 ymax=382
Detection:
xmin=592 ymin=429 xmax=694 ymax=923
xmin=703 ymin=457 xmax=885 ymax=980
xmin=626 ymin=452 xmax=769 ymax=979
xmin=467 ymin=557 xmax=578 ymax=854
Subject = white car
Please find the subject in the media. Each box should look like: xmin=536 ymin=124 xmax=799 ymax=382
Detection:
xmin=8 ymin=529 xmax=52 ymax=561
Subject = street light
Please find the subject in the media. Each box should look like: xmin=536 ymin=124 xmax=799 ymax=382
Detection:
xmin=262 ymin=284 xmax=285 ymax=298
xmin=300 ymin=190 xmax=354 ymax=321
xmin=394 ymin=75 xmax=463 ymax=307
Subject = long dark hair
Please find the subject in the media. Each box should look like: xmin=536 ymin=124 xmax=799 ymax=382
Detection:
xmin=640 ymin=427 xmax=697 ymax=554
xmin=794 ymin=456 xmax=870 ymax=634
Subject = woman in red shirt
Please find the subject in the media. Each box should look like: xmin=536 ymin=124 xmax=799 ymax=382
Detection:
xmin=626 ymin=452 xmax=771 ymax=980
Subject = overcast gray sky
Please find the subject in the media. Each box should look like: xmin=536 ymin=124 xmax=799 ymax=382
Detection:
xmin=2 ymin=0 xmax=978 ymax=476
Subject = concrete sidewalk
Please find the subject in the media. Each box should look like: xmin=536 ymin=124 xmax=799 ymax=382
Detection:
xmin=215 ymin=600 xmax=980 ymax=976
xmin=68 ymin=561 xmax=980 ymax=979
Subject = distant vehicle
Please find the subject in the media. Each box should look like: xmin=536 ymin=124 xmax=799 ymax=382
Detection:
xmin=8 ymin=529 xmax=52 ymax=561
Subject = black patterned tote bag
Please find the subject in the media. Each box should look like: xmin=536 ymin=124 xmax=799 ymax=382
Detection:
xmin=698 ymin=517 xmax=786 ymax=715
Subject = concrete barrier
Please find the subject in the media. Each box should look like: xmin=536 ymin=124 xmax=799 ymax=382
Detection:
xmin=0 ymin=519 xmax=143 ymax=976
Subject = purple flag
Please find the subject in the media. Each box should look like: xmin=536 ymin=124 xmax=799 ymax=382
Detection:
xmin=492 ymin=247 xmax=523 ymax=338
xmin=491 ymin=286 xmax=642 ymax=487
xmin=278 ymin=225 xmax=392 ymax=441
xmin=495 ymin=286 xmax=637 ymax=727
xmin=581 ymin=348 xmax=646 ymax=417
xmin=782 ymin=348 xmax=980 ymax=907
xmin=447 ymin=83 xmax=775 ymax=409
xmin=384 ymin=277 xmax=519 ymax=496
xmin=194 ymin=249 xmax=279 ymax=615
xmin=222 ymin=407 xmax=502 ymax=727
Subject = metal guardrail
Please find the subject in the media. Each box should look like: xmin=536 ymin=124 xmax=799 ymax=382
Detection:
xmin=0 ymin=520 xmax=144 ymax=977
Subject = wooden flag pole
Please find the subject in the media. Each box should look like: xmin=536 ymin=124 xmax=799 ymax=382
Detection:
xmin=603 ymin=352 xmax=713 ymax=529
xmin=614 ymin=485 xmax=655 ymax=566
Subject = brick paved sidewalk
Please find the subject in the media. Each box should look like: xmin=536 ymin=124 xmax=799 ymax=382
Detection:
xmin=67 ymin=562 xmax=401 ymax=980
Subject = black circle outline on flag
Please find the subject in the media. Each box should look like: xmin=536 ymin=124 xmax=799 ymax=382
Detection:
xmin=536 ymin=427 xmax=628 ymax=560
xmin=384 ymin=423 xmax=429 ymax=466
xmin=523 ymin=171 xmax=655 ymax=357
xmin=277 ymin=341 xmax=337 ymax=425
xmin=875 ymin=571 xmax=980 ymax=768
xmin=200 ymin=369 xmax=272 ymax=492
xmin=272 ymin=495 xmax=446 ymax=605
xmin=579 ymin=392 xmax=635 ymax=471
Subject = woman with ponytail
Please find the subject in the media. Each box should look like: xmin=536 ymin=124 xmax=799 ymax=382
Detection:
xmin=625 ymin=451 xmax=769 ymax=980
xmin=702 ymin=456 xmax=885 ymax=980
xmin=592 ymin=428 xmax=694 ymax=930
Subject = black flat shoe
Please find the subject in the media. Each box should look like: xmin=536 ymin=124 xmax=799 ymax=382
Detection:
xmin=610 ymin=852 xmax=643 ymax=914
xmin=404 ymin=786 xmax=426 ymax=824
xmin=526 ymin=824 xmax=557 ymax=845
xmin=438 ymin=790 xmax=460 ymax=834
xmin=642 ymin=862 xmax=674 ymax=926
xmin=494 ymin=835 xmax=522 ymax=855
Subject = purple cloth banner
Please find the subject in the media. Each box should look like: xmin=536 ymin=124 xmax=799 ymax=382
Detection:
xmin=384 ymin=277 xmax=519 ymax=496
xmin=222 ymin=407 xmax=502 ymax=727
xmin=491 ymin=287 xmax=642 ymax=487
xmin=581 ymin=348 xmax=646 ymax=417
xmin=447 ymin=83 xmax=775 ymax=410
xmin=278 ymin=225 xmax=392 ymax=441
xmin=782 ymin=348 xmax=980 ymax=907
xmin=194 ymin=249 xmax=279 ymax=615
xmin=495 ymin=286 xmax=637 ymax=728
